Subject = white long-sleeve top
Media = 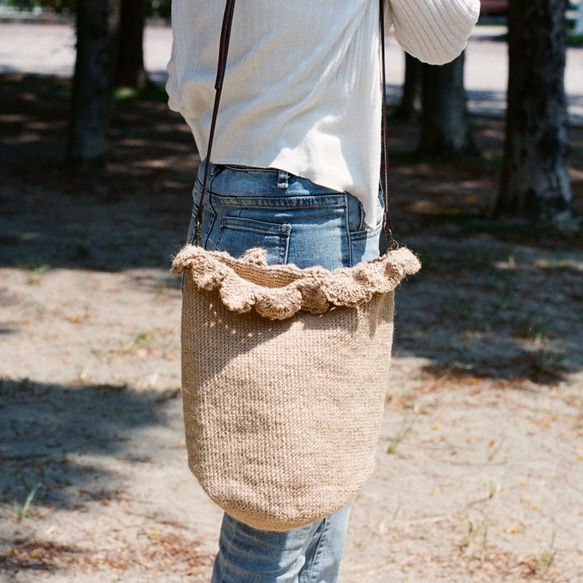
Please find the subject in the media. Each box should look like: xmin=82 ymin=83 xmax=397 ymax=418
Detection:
xmin=167 ymin=0 xmax=480 ymax=227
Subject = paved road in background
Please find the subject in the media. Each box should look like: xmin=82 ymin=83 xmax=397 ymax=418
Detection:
xmin=1 ymin=22 xmax=582 ymax=124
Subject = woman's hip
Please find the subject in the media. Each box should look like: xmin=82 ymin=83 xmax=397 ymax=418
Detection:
xmin=185 ymin=162 xmax=381 ymax=271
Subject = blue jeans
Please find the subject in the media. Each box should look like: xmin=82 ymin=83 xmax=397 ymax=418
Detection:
xmin=186 ymin=162 xmax=382 ymax=270
xmin=186 ymin=162 xmax=382 ymax=583
xmin=212 ymin=504 xmax=353 ymax=583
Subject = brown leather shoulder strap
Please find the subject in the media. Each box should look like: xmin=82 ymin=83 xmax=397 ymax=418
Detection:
xmin=194 ymin=0 xmax=237 ymax=245
xmin=379 ymin=0 xmax=394 ymax=247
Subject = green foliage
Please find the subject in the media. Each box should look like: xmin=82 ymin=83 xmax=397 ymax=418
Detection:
xmin=17 ymin=483 xmax=42 ymax=522
xmin=387 ymin=418 xmax=415 ymax=454
xmin=114 ymin=82 xmax=168 ymax=102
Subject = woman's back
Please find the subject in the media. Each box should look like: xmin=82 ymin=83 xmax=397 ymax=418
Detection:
xmin=167 ymin=0 xmax=480 ymax=228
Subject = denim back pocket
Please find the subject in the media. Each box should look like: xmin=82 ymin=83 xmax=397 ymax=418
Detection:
xmin=215 ymin=216 xmax=292 ymax=265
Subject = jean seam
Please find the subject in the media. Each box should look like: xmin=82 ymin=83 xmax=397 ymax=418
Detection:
xmin=192 ymin=166 xmax=222 ymax=249
xmin=282 ymin=224 xmax=291 ymax=264
xmin=209 ymin=195 xmax=347 ymax=208
xmin=305 ymin=517 xmax=331 ymax=583
xmin=204 ymin=170 xmax=224 ymax=249
xmin=219 ymin=216 xmax=292 ymax=234
xmin=343 ymin=195 xmax=352 ymax=267
xmin=358 ymin=199 xmax=366 ymax=231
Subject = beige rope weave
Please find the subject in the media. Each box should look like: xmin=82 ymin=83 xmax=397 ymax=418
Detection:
xmin=172 ymin=246 xmax=420 ymax=531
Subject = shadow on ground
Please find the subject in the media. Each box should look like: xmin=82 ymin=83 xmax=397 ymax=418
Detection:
xmin=393 ymin=229 xmax=583 ymax=384
xmin=1 ymin=73 xmax=583 ymax=388
xmin=0 ymin=74 xmax=195 ymax=271
xmin=0 ymin=378 xmax=179 ymax=511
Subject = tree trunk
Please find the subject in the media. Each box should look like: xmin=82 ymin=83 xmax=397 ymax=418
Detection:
xmin=393 ymin=53 xmax=422 ymax=120
xmin=418 ymin=52 xmax=477 ymax=158
xmin=67 ymin=0 xmax=120 ymax=167
xmin=496 ymin=0 xmax=573 ymax=222
xmin=116 ymin=0 xmax=148 ymax=89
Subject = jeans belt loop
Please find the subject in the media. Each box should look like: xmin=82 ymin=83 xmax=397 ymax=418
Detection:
xmin=277 ymin=170 xmax=289 ymax=190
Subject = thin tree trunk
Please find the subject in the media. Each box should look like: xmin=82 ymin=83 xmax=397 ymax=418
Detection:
xmin=67 ymin=0 xmax=120 ymax=167
xmin=496 ymin=0 xmax=573 ymax=222
xmin=393 ymin=53 xmax=422 ymax=120
xmin=418 ymin=52 xmax=477 ymax=158
xmin=116 ymin=0 xmax=148 ymax=89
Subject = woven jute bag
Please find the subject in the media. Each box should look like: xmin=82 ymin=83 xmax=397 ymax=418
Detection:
xmin=170 ymin=0 xmax=421 ymax=531
xmin=171 ymin=245 xmax=420 ymax=531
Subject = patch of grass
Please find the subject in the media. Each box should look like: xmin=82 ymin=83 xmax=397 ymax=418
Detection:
xmin=114 ymin=82 xmax=168 ymax=103
xmin=568 ymin=32 xmax=583 ymax=46
xmin=535 ymin=532 xmax=557 ymax=575
xmin=373 ymin=504 xmax=402 ymax=534
xmin=481 ymin=152 xmax=504 ymax=166
xmin=18 ymin=483 xmax=41 ymax=522
xmin=517 ymin=313 xmax=552 ymax=341
xmin=22 ymin=260 xmax=50 ymax=284
xmin=487 ymin=274 xmax=516 ymax=312
xmin=127 ymin=331 xmax=148 ymax=351
xmin=462 ymin=519 xmax=489 ymax=556
xmin=16 ymin=483 xmax=42 ymax=522
xmin=424 ymin=361 xmax=475 ymax=381
xmin=487 ymin=439 xmax=504 ymax=462
xmin=530 ymin=350 xmax=566 ymax=376
xmin=387 ymin=418 xmax=415 ymax=454
xmin=488 ymin=481 xmax=502 ymax=498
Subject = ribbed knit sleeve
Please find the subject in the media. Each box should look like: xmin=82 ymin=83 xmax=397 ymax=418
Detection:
xmin=388 ymin=0 xmax=480 ymax=64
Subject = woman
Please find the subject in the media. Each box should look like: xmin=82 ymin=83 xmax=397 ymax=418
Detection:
xmin=167 ymin=1 xmax=479 ymax=581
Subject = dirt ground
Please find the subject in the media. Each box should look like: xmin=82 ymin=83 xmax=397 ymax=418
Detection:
xmin=1 ymin=74 xmax=583 ymax=582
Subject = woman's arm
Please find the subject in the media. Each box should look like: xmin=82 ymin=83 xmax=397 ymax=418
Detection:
xmin=386 ymin=0 xmax=480 ymax=65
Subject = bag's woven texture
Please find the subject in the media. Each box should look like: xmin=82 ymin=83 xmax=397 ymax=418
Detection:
xmin=172 ymin=245 xmax=420 ymax=531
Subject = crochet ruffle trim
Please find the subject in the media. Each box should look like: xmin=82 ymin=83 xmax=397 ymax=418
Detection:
xmin=172 ymin=245 xmax=421 ymax=320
